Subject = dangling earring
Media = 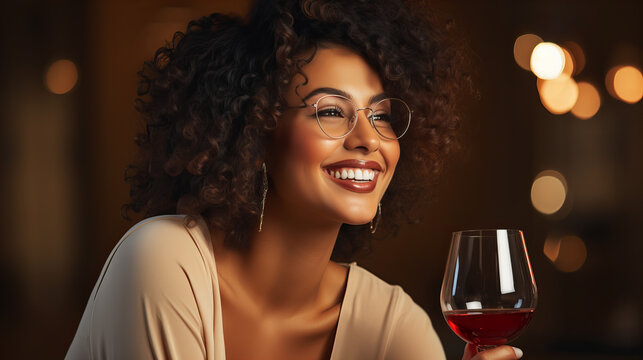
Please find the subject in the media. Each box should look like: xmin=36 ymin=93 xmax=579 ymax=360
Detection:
xmin=370 ymin=202 xmax=382 ymax=234
xmin=258 ymin=162 xmax=268 ymax=232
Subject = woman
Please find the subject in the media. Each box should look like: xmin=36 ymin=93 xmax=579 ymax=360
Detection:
xmin=67 ymin=0 xmax=523 ymax=359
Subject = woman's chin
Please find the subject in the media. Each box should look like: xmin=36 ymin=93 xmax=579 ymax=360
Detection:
xmin=331 ymin=204 xmax=379 ymax=226
xmin=341 ymin=214 xmax=377 ymax=226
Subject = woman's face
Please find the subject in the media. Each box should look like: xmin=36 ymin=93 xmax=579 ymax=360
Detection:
xmin=267 ymin=46 xmax=400 ymax=226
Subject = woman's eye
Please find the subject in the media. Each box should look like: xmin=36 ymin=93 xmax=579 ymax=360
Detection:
xmin=372 ymin=113 xmax=392 ymax=123
xmin=318 ymin=107 xmax=344 ymax=117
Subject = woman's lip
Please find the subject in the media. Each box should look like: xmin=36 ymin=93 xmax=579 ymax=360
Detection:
xmin=323 ymin=170 xmax=379 ymax=193
xmin=322 ymin=159 xmax=383 ymax=171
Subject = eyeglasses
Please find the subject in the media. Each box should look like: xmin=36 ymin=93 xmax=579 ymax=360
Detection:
xmin=311 ymin=94 xmax=412 ymax=140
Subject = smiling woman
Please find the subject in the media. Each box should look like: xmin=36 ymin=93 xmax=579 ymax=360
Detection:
xmin=122 ymin=0 xmax=468 ymax=261
xmin=63 ymin=0 xmax=510 ymax=360
xmin=267 ymin=47 xmax=401 ymax=233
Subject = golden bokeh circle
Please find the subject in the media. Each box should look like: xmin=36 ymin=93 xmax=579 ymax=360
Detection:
xmin=45 ymin=59 xmax=78 ymax=94
xmin=554 ymin=235 xmax=587 ymax=272
xmin=571 ymin=82 xmax=601 ymax=119
xmin=613 ymin=66 xmax=643 ymax=104
xmin=514 ymin=34 xmax=543 ymax=71
xmin=531 ymin=170 xmax=567 ymax=215
xmin=537 ymin=76 xmax=579 ymax=114
xmin=531 ymin=42 xmax=565 ymax=80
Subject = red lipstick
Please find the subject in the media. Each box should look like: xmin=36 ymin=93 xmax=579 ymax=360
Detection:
xmin=322 ymin=159 xmax=383 ymax=193
xmin=323 ymin=159 xmax=383 ymax=171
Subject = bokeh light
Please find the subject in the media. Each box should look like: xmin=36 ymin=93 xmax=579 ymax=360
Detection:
xmin=613 ymin=66 xmax=643 ymax=103
xmin=537 ymin=76 xmax=579 ymax=114
xmin=543 ymin=235 xmax=561 ymax=263
xmin=531 ymin=42 xmax=565 ymax=79
xmin=605 ymin=66 xmax=621 ymax=99
xmin=563 ymin=41 xmax=585 ymax=76
xmin=560 ymin=47 xmax=574 ymax=78
xmin=543 ymin=235 xmax=587 ymax=272
xmin=513 ymin=34 xmax=543 ymax=71
xmin=571 ymin=82 xmax=601 ymax=119
xmin=45 ymin=59 xmax=78 ymax=94
xmin=531 ymin=170 xmax=567 ymax=215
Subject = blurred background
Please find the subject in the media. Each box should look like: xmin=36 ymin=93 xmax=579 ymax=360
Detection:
xmin=0 ymin=0 xmax=641 ymax=358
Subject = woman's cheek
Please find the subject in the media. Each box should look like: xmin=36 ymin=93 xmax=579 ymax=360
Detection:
xmin=287 ymin=121 xmax=336 ymax=167
xmin=380 ymin=141 xmax=401 ymax=189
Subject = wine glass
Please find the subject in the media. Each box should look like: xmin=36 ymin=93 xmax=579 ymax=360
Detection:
xmin=440 ymin=229 xmax=537 ymax=351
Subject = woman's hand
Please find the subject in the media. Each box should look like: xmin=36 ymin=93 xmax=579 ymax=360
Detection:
xmin=461 ymin=343 xmax=523 ymax=360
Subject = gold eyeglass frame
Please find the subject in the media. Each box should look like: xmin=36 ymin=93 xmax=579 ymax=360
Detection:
xmin=311 ymin=94 xmax=412 ymax=140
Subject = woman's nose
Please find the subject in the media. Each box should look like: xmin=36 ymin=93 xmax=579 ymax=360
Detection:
xmin=343 ymin=110 xmax=380 ymax=153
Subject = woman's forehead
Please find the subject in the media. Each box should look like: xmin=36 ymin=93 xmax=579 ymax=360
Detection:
xmin=289 ymin=46 xmax=384 ymax=104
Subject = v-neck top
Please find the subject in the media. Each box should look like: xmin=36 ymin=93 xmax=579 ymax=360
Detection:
xmin=65 ymin=215 xmax=445 ymax=360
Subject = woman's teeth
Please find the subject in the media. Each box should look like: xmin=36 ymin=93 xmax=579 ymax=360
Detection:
xmin=327 ymin=168 xmax=376 ymax=181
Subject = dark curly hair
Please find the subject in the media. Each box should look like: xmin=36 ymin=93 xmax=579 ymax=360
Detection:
xmin=123 ymin=0 xmax=471 ymax=261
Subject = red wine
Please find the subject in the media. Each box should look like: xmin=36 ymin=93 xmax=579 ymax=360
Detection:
xmin=444 ymin=308 xmax=534 ymax=346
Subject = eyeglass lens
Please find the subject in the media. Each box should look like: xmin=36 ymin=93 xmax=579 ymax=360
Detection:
xmin=315 ymin=95 xmax=410 ymax=139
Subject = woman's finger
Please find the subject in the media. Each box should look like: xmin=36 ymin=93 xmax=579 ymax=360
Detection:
xmin=463 ymin=345 xmax=523 ymax=360
xmin=461 ymin=343 xmax=478 ymax=360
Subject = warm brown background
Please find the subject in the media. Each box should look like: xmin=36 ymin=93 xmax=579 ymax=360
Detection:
xmin=1 ymin=0 xmax=641 ymax=359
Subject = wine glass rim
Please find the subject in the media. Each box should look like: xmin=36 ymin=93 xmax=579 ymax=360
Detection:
xmin=453 ymin=229 xmax=524 ymax=237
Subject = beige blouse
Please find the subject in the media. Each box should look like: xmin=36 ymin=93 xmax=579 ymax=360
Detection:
xmin=65 ymin=214 xmax=446 ymax=360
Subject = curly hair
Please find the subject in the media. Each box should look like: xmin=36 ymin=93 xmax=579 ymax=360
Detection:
xmin=123 ymin=0 xmax=471 ymax=261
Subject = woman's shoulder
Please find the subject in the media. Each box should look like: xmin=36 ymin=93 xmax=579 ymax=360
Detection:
xmin=90 ymin=213 xmax=217 ymax=317
xmin=344 ymin=263 xmax=446 ymax=359
xmin=346 ymin=263 xmax=412 ymax=308
xmin=119 ymin=214 xmax=202 ymax=249
xmin=66 ymin=214 xmax=218 ymax=359
xmin=115 ymin=214 xmax=212 ymax=263
xmin=97 ymin=214 xmax=215 ymax=292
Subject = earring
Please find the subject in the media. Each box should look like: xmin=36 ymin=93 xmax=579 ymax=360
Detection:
xmin=370 ymin=202 xmax=382 ymax=234
xmin=258 ymin=162 xmax=268 ymax=232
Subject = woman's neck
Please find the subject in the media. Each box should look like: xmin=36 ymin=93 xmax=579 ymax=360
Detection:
xmin=211 ymin=193 xmax=344 ymax=317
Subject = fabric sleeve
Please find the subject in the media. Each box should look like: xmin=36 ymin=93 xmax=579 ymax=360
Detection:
xmin=84 ymin=220 xmax=211 ymax=360
xmin=385 ymin=288 xmax=447 ymax=360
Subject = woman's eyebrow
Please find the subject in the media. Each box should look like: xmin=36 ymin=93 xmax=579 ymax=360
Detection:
xmin=301 ymin=87 xmax=387 ymax=105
